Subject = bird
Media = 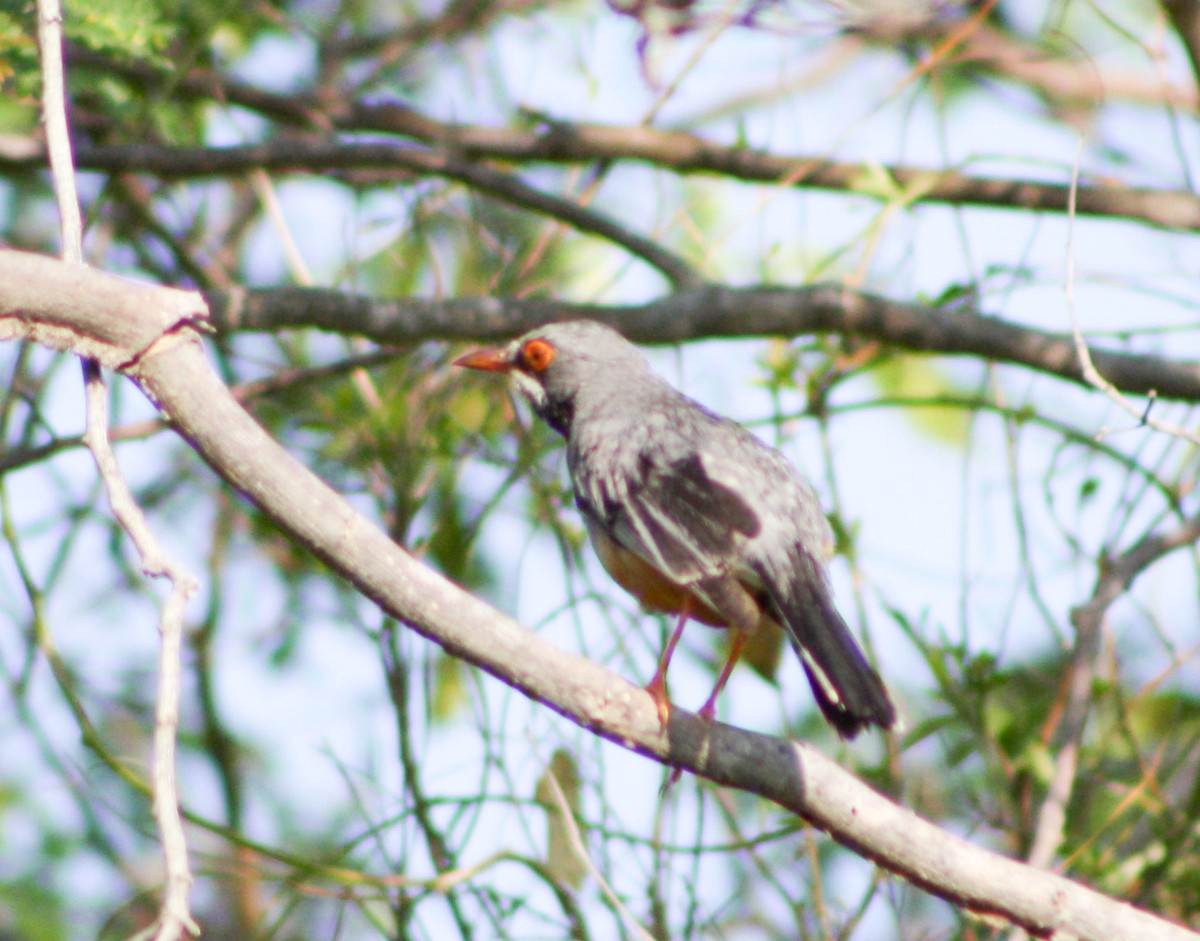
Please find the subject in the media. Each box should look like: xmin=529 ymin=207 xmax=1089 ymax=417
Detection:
xmin=454 ymin=320 xmax=896 ymax=738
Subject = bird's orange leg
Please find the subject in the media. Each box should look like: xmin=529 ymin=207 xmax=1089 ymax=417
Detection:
xmin=663 ymin=623 xmax=750 ymax=790
xmin=697 ymin=630 xmax=749 ymax=721
xmin=646 ymin=604 xmax=691 ymax=728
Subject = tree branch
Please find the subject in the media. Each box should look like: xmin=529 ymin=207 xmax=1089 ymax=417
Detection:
xmin=5 ymin=131 xmax=1197 ymax=233
xmin=58 ymin=45 xmax=1200 ymax=232
xmin=1163 ymin=0 xmax=1200 ymax=92
xmin=2 ymin=247 xmax=1197 ymax=941
xmin=3 ymin=137 xmax=702 ymax=289
xmin=202 ymin=283 xmax=1200 ymax=402
xmin=19 ymin=38 xmax=1200 ymax=235
xmin=33 ymin=3 xmax=200 ymax=936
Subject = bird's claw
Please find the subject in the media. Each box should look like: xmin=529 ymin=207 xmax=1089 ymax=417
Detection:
xmin=645 ymin=674 xmax=671 ymax=729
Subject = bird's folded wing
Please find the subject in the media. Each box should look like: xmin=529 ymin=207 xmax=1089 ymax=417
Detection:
xmin=577 ymin=450 xmax=761 ymax=585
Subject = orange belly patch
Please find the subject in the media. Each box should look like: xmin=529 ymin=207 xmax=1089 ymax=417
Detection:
xmin=588 ymin=521 xmax=725 ymax=627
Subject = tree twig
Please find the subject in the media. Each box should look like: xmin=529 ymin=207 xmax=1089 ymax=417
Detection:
xmin=1064 ymin=140 xmax=1200 ymax=443
xmin=32 ymin=6 xmax=200 ymax=938
xmin=1025 ymin=512 xmax=1200 ymax=867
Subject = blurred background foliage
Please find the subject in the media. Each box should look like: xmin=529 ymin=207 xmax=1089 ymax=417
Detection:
xmin=1 ymin=0 xmax=1200 ymax=938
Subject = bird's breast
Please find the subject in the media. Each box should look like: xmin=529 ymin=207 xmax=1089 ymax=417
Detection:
xmin=584 ymin=516 xmax=726 ymax=627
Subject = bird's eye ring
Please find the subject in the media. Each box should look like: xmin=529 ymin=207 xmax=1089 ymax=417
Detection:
xmin=520 ymin=338 xmax=557 ymax=372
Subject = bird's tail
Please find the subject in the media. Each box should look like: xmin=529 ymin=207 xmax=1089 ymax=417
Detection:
xmin=759 ymin=548 xmax=896 ymax=739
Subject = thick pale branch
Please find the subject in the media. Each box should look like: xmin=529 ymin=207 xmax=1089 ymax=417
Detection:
xmin=1 ymin=248 xmax=1196 ymax=941
xmin=0 ymin=249 xmax=207 ymax=369
xmin=204 ymin=284 xmax=1200 ymax=402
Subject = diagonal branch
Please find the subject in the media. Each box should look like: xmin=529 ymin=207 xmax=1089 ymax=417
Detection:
xmin=1 ymin=135 xmax=702 ymax=289
xmin=1 ymin=247 xmax=1197 ymax=941
xmin=1025 ymin=512 xmax=1200 ymax=878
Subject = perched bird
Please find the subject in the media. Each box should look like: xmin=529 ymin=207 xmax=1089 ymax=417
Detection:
xmin=455 ymin=320 xmax=895 ymax=738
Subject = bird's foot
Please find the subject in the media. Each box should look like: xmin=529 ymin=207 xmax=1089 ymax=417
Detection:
xmin=697 ymin=692 xmax=720 ymax=723
xmin=644 ymin=673 xmax=671 ymax=729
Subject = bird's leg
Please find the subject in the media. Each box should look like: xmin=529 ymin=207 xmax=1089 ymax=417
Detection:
xmin=646 ymin=604 xmax=690 ymax=728
xmin=697 ymin=629 xmax=749 ymax=722
xmin=664 ymin=620 xmax=749 ymax=791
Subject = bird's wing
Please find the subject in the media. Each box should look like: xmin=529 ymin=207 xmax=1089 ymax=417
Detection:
xmin=575 ymin=447 xmax=761 ymax=586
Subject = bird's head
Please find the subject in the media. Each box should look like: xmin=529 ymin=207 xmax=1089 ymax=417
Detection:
xmin=453 ymin=320 xmax=651 ymax=437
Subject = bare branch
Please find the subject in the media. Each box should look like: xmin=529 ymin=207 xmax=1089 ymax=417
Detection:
xmin=0 ymin=249 xmax=207 ymax=368
xmin=2 ymin=248 xmax=1197 ymax=941
xmin=202 ymin=283 xmax=1200 ymax=403
xmin=34 ymin=0 xmax=80 ymax=266
xmin=1163 ymin=0 xmax=1200 ymax=91
xmin=33 ymin=2 xmax=201 ymax=931
xmin=2 ymin=133 xmax=1192 ymax=233
xmin=17 ymin=36 xmax=1200 ymax=235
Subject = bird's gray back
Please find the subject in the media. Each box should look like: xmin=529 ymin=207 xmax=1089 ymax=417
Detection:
xmin=567 ymin=372 xmax=833 ymax=582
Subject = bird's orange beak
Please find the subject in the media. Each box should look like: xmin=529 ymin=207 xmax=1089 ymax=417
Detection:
xmin=453 ymin=347 xmax=515 ymax=372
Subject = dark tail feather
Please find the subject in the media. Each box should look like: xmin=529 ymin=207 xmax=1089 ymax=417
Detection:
xmin=760 ymin=554 xmax=896 ymax=739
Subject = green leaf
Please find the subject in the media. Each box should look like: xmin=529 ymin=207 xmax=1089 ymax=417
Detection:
xmin=848 ymin=163 xmax=940 ymax=207
xmin=430 ymin=653 xmax=467 ymax=722
xmin=869 ymin=354 xmax=971 ymax=446
xmin=534 ymin=749 xmax=587 ymax=891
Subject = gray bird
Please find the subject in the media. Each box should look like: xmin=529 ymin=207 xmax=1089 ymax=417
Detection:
xmin=455 ymin=320 xmax=896 ymax=738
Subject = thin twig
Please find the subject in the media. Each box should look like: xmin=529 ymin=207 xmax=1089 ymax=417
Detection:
xmin=1012 ymin=507 xmax=1200 ymax=941
xmin=82 ymin=361 xmax=201 ymax=941
xmin=1008 ymin=139 xmax=1200 ymax=941
xmin=34 ymin=0 xmax=80 ymax=265
xmin=538 ymin=748 xmax=656 ymax=941
xmin=34 ymin=3 xmax=200 ymax=938
xmin=1064 ymin=138 xmax=1200 ymax=445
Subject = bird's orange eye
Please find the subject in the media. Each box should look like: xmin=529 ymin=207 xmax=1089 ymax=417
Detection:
xmin=520 ymin=338 xmax=557 ymax=372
